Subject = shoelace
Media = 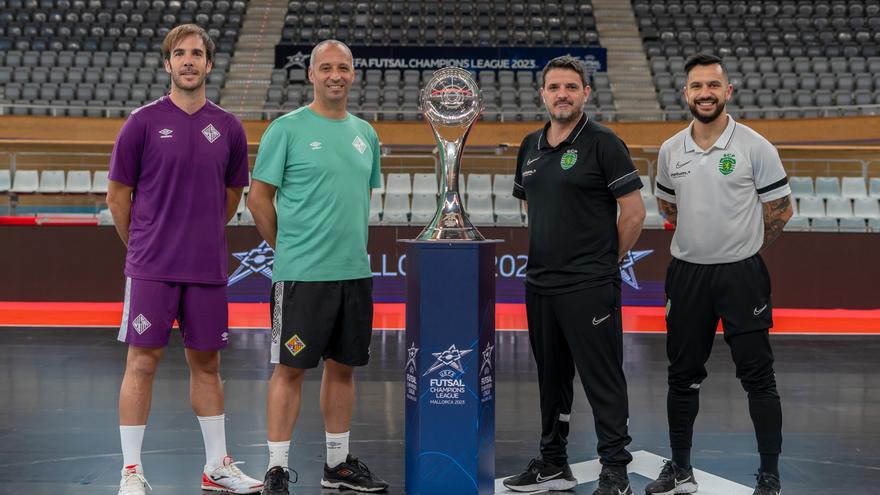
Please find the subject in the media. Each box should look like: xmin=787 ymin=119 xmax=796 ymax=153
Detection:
xmin=526 ymin=458 xmax=545 ymax=473
xmin=656 ymin=460 xmax=677 ymax=481
xmin=223 ymin=459 xmax=249 ymax=478
xmin=349 ymin=457 xmax=373 ymax=477
xmin=754 ymin=472 xmax=780 ymax=490
xmin=121 ymin=471 xmax=152 ymax=491
xmin=267 ymin=466 xmax=298 ymax=489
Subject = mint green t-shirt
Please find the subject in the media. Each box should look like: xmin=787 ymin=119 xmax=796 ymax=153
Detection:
xmin=252 ymin=107 xmax=382 ymax=282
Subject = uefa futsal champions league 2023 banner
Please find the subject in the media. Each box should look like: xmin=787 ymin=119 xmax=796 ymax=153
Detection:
xmin=275 ymin=44 xmax=608 ymax=73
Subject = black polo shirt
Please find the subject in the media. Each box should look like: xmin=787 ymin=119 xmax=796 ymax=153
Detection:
xmin=513 ymin=115 xmax=642 ymax=294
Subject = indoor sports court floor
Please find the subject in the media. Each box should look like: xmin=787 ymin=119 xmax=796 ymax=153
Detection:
xmin=1 ymin=304 xmax=879 ymax=494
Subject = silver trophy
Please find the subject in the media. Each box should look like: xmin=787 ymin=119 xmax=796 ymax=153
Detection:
xmin=417 ymin=67 xmax=485 ymax=241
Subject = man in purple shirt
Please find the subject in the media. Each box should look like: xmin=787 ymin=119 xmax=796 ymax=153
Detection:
xmin=106 ymin=24 xmax=262 ymax=495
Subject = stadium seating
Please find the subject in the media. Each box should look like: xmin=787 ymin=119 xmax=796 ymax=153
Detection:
xmin=279 ymin=1 xmax=599 ymax=47
xmin=260 ymin=1 xmax=615 ymax=121
xmin=634 ymin=0 xmax=880 ymax=119
xmin=264 ymin=65 xmax=615 ymax=122
xmin=0 ymin=0 xmax=244 ymax=115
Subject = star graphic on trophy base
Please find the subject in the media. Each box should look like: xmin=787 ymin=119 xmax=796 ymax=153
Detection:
xmin=405 ymin=342 xmax=419 ymax=373
xmin=423 ymin=344 xmax=473 ymax=376
xmin=480 ymin=342 xmax=494 ymax=376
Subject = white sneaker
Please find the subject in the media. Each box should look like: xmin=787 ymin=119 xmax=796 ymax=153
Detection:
xmin=201 ymin=455 xmax=264 ymax=494
xmin=118 ymin=464 xmax=151 ymax=495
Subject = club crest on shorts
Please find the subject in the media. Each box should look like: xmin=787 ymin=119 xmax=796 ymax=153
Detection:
xmin=132 ymin=314 xmax=151 ymax=335
xmin=285 ymin=334 xmax=306 ymax=356
xmin=718 ymin=153 xmax=736 ymax=175
xmin=560 ymin=149 xmax=578 ymax=170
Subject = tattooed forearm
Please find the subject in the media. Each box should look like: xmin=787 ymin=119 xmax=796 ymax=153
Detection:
xmin=657 ymin=199 xmax=678 ymax=227
xmin=762 ymin=195 xmax=793 ymax=250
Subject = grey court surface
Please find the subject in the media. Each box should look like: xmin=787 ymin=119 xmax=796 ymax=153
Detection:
xmin=1 ymin=328 xmax=878 ymax=494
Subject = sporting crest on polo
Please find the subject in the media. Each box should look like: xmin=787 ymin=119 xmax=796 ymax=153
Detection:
xmin=718 ymin=153 xmax=736 ymax=175
xmin=285 ymin=334 xmax=306 ymax=356
xmin=560 ymin=149 xmax=578 ymax=170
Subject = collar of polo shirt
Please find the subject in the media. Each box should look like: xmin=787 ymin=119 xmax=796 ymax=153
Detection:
xmin=537 ymin=113 xmax=590 ymax=151
xmin=684 ymin=115 xmax=738 ymax=153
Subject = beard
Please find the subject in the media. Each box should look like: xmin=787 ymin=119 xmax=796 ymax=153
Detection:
xmin=171 ymin=70 xmax=207 ymax=93
xmin=688 ymin=97 xmax=726 ymax=124
xmin=548 ymin=101 xmax=582 ymax=124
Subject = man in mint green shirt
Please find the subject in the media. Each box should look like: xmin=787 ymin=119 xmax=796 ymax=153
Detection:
xmin=248 ymin=40 xmax=387 ymax=494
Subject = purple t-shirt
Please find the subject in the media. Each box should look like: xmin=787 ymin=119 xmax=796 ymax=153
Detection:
xmin=109 ymin=96 xmax=249 ymax=284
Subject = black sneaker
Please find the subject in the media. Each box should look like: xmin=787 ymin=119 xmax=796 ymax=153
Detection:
xmin=262 ymin=466 xmax=297 ymax=495
xmin=753 ymin=472 xmax=781 ymax=495
xmin=502 ymin=457 xmax=577 ymax=492
xmin=320 ymin=455 xmax=388 ymax=492
xmin=644 ymin=460 xmax=698 ymax=494
xmin=593 ymin=466 xmax=632 ymax=495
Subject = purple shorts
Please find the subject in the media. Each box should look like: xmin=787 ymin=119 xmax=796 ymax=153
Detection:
xmin=117 ymin=277 xmax=229 ymax=351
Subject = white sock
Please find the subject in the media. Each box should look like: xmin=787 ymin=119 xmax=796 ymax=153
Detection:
xmin=197 ymin=414 xmax=228 ymax=471
xmin=326 ymin=431 xmax=350 ymax=468
xmin=267 ymin=440 xmax=291 ymax=471
xmin=120 ymin=425 xmax=146 ymax=468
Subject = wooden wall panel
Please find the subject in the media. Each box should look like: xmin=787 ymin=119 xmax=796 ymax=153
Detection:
xmin=2 ymin=114 xmax=880 ymax=148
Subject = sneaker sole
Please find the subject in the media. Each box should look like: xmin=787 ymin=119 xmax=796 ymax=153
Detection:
xmin=502 ymin=478 xmax=578 ymax=492
xmin=645 ymin=481 xmax=699 ymax=495
xmin=201 ymin=479 xmax=263 ymax=494
xmin=320 ymin=479 xmax=388 ymax=492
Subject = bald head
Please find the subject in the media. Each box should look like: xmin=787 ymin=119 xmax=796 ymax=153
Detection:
xmin=310 ymin=40 xmax=353 ymax=67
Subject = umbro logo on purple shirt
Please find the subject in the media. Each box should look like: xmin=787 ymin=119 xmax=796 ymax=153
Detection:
xmin=158 ymin=128 xmax=173 ymax=139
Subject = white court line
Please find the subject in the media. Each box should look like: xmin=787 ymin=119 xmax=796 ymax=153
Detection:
xmin=495 ymin=450 xmax=752 ymax=495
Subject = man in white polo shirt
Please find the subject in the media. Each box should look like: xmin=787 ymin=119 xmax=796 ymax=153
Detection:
xmin=646 ymin=53 xmax=793 ymax=495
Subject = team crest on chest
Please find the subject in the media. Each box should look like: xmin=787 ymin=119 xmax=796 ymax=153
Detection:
xmin=352 ymin=135 xmax=367 ymax=154
xmin=202 ymin=124 xmax=220 ymax=143
xmin=560 ymin=149 xmax=578 ymax=170
xmin=718 ymin=153 xmax=737 ymax=175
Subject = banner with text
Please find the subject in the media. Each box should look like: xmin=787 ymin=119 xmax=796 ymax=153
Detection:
xmin=276 ymin=45 xmax=607 ymax=73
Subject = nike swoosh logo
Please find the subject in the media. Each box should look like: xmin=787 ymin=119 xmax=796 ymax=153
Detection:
xmin=592 ymin=314 xmax=611 ymax=325
xmin=211 ymin=475 xmax=230 ymax=481
xmin=675 ymin=476 xmax=691 ymax=485
xmin=675 ymin=160 xmax=691 ymax=169
xmin=754 ymin=304 xmax=768 ymax=316
xmin=526 ymin=157 xmax=541 ymax=165
xmin=535 ymin=472 xmax=561 ymax=482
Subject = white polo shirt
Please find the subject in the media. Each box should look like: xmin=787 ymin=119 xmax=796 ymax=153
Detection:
xmin=654 ymin=116 xmax=791 ymax=264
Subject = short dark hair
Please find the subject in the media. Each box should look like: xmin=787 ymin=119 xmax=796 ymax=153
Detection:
xmin=684 ymin=52 xmax=727 ymax=78
xmin=162 ymin=24 xmax=215 ymax=62
xmin=541 ymin=56 xmax=588 ymax=87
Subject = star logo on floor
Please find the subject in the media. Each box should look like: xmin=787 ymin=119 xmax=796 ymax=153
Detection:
xmin=228 ymin=241 xmax=275 ymax=286
xmin=619 ymin=249 xmax=653 ymax=290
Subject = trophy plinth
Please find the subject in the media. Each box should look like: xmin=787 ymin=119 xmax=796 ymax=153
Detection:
xmin=417 ymin=67 xmax=485 ymax=241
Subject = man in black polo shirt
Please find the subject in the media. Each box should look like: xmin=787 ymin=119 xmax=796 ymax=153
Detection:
xmin=502 ymin=56 xmax=646 ymax=495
